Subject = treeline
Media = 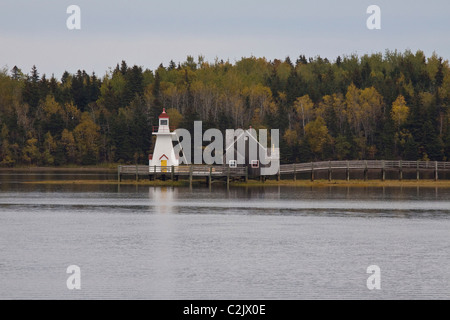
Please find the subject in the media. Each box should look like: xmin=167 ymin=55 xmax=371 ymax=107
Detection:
xmin=1 ymin=50 xmax=450 ymax=166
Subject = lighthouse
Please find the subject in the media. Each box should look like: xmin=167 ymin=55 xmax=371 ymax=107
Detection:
xmin=149 ymin=108 xmax=179 ymax=171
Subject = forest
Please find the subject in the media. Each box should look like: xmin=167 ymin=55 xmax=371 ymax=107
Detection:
xmin=0 ymin=50 xmax=450 ymax=166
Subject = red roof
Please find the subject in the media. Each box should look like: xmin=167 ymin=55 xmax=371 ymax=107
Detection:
xmin=159 ymin=108 xmax=169 ymax=118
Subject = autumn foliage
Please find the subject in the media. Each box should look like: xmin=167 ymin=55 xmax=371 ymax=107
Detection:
xmin=1 ymin=50 xmax=450 ymax=166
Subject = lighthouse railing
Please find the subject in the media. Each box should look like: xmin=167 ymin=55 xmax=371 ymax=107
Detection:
xmin=152 ymin=126 xmax=176 ymax=133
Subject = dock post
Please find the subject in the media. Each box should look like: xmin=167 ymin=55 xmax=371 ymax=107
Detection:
xmin=244 ymin=166 xmax=248 ymax=183
xmin=154 ymin=165 xmax=157 ymax=181
xmin=189 ymin=165 xmax=193 ymax=188
xmin=399 ymin=160 xmax=403 ymax=181
xmin=310 ymin=162 xmax=314 ymax=182
xmin=209 ymin=166 xmax=213 ymax=188
xmin=293 ymin=163 xmax=296 ymax=181
xmin=328 ymin=161 xmax=332 ymax=182
xmin=135 ymin=164 xmax=139 ymax=182
xmin=227 ymin=166 xmax=230 ymax=190
xmin=435 ymin=161 xmax=438 ymax=181
xmin=171 ymin=166 xmax=174 ymax=181
xmin=346 ymin=161 xmax=350 ymax=181
xmin=364 ymin=160 xmax=368 ymax=181
xmin=381 ymin=160 xmax=385 ymax=181
xmin=277 ymin=168 xmax=281 ymax=181
xmin=416 ymin=161 xmax=420 ymax=181
xmin=118 ymin=166 xmax=121 ymax=182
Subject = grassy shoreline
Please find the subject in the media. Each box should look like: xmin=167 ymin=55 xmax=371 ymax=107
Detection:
xmin=20 ymin=179 xmax=450 ymax=188
xmin=232 ymin=179 xmax=450 ymax=188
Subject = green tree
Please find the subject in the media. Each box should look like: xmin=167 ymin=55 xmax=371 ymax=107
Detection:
xmin=61 ymin=129 xmax=77 ymax=163
xmin=42 ymin=131 xmax=57 ymax=165
xmin=73 ymin=112 xmax=101 ymax=164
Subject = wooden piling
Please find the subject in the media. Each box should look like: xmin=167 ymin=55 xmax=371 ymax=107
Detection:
xmin=328 ymin=161 xmax=332 ymax=182
xmin=399 ymin=160 xmax=403 ymax=181
xmin=346 ymin=161 xmax=350 ymax=181
xmin=364 ymin=160 xmax=368 ymax=181
xmin=381 ymin=160 xmax=385 ymax=181
xmin=416 ymin=161 xmax=420 ymax=181
xmin=293 ymin=163 xmax=296 ymax=181
xmin=435 ymin=161 xmax=438 ymax=181
xmin=209 ymin=166 xmax=213 ymax=187
xmin=310 ymin=162 xmax=314 ymax=182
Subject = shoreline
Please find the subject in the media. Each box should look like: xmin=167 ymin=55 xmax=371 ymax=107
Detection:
xmin=0 ymin=166 xmax=116 ymax=172
xmin=19 ymin=179 xmax=450 ymax=188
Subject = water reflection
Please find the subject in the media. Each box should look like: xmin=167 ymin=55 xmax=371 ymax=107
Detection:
xmin=1 ymin=171 xmax=450 ymax=299
xmin=149 ymin=187 xmax=178 ymax=214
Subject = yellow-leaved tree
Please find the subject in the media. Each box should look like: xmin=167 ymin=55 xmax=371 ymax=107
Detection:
xmin=73 ymin=112 xmax=100 ymax=164
xmin=305 ymin=116 xmax=332 ymax=158
xmin=294 ymin=95 xmax=314 ymax=136
xmin=166 ymin=108 xmax=183 ymax=129
xmin=391 ymin=95 xmax=410 ymax=129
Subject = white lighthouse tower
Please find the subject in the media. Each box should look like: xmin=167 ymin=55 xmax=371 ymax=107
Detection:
xmin=149 ymin=108 xmax=179 ymax=172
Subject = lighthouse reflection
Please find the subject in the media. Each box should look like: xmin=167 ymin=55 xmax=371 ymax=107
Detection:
xmin=147 ymin=186 xmax=178 ymax=296
xmin=148 ymin=186 xmax=178 ymax=214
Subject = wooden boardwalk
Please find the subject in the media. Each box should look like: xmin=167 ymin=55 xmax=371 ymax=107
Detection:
xmin=279 ymin=160 xmax=450 ymax=181
xmin=118 ymin=160 xmax=450 ymax=186
xmin=118 ymin=165 xmax=247 ymax=187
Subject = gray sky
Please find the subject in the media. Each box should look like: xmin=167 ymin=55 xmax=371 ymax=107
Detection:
xmin=1 ymin=0 xmax=449 ymax=78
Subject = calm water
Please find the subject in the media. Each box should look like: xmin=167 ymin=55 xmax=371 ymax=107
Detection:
xmin=0 ymin=171 xmax=449 ymax=299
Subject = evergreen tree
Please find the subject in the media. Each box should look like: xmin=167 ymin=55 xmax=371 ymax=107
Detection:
xmin=22 ymin=65 xmax=40 ymax=109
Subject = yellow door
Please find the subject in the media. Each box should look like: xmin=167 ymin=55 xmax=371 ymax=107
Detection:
xmin=161 ymin=160 xmax=167 ymax=172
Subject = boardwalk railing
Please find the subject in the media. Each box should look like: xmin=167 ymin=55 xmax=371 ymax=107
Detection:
xmin=279 ymin=160 xmax=450 ymax=173
xmin=118 ymin=160 xmax=450 ymax=183
xmin=146 ymin=165 xmax=246 ymax=176
xmin=118 ymin=165 xmax=247 ymax=180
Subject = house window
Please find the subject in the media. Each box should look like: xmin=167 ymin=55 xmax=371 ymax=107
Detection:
xmin=160 ymin=119 xmax=168 ymax=126
xmin=251 ymin=160 xmax=259 ymax=168
xmin=229 ymin=160 xmax=237 ymax=168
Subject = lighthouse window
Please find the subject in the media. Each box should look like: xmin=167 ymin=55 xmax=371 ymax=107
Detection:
xmin=160 ymin=120 xmax=168 ymax=126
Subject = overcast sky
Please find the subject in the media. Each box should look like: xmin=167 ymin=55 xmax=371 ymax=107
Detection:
xmin=1 ymin=0 xmax=449 ymax=78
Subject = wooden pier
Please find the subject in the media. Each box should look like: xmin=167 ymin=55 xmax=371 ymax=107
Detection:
xmin=118 ymin=164 xmax=247 ymax=188
xmin=118 ymin=160 xmax=450 ymax=186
